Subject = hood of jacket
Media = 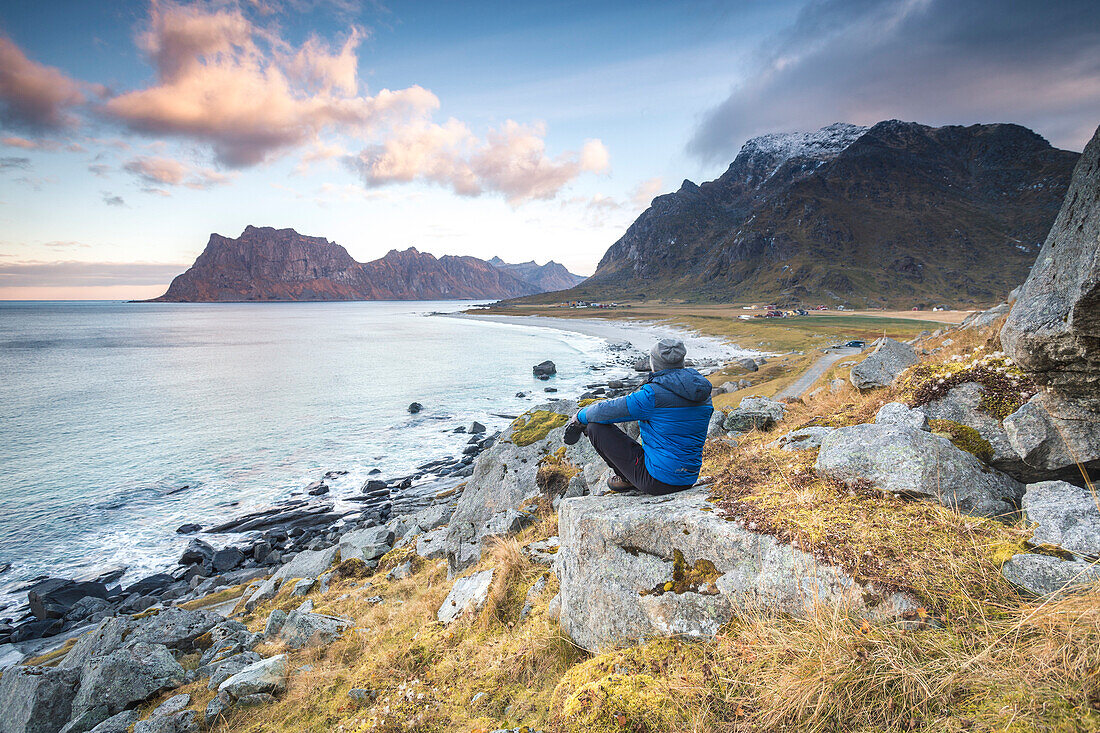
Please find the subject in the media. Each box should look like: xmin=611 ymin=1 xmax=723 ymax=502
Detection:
xmin=648 ymin=368 xmax=712 ymax=403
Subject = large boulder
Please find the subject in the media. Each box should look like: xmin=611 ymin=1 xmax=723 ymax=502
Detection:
xmin=60 ymin=608 xmax=221 ymax=671
xmin=437 ymin=569 xmax=494 ymax=625
xmin=1002 ymin=392 xmax=1100 ymax=480
xmin=67 ymin=643 xmax=185 ymax=733
xmin=0 ymin=665 xmax=81 ymax=733
xmin=555 ymin=489 xmax=919 ymax=651
xmin=276 ymin=603 xmax=350 ymax=649
xmin=722 ymin=397 xmax=784 ymax=432
xmin=444 ymin=401 xmax=604 ymax=575
xmin=816 ymin=423 xmax=1023 ymax=517
xmin=218 ymin=655 xmax=288 ymax=701
xmin=1022 ymin=480 xmax=1100 ymax=558
xmin=338 ymin=526 xmax=395 ymax=564
xmin=1001 ymin=553 xmax=1100 ymax=596
xmin=27 ymin=578 xmax=108 ymax=621
xmin=1000 ymin=123 xmax=1100 ymax=400
xmin=849 ymin=338 xmax=919 ymax=389
xmin=917 ymin=382 xmax=1037 ymax=478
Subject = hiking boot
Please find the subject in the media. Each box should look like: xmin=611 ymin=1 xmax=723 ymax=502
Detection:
xmin=563 ymin=416 xmax=585 ymax=446
xmin=607 ymin=475 xmax=635 ymax=492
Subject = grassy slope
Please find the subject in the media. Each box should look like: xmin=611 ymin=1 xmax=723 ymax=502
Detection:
xmin=108 ymin=319 xmax=1100 ymax=733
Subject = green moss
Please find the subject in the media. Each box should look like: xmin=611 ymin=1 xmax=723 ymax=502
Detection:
xmin=578 ymin=398 xmax=604 ymax=407
xmin=642 ymin=549 xmax=721 ymax=596
xmin=899 ymin=350 xmax=1037 ymax=419
xmin=553 ymin=639 xmax=710 ymax=733
xmin=929 ymin=419 xmax=995 ymax=463
xmin=509 ymin=410 xmax=569 ymax=447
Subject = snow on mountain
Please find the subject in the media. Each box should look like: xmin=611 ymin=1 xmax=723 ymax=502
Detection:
xmin=735 ymin=122 xmax=869 ymax=183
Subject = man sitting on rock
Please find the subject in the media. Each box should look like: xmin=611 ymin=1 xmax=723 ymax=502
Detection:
xmin=563 ymin=338 xmax=714 ymax=494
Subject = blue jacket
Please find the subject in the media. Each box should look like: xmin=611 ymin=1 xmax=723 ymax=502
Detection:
xmin=578 ymin=368 xmax=714 ymax=486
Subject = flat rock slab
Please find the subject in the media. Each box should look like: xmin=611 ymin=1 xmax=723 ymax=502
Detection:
xmin=1001 ymin=553 xmax=1100 ymax=596
xmin=816 ymin=422 xmax=1023 ymax=517
xmin=437 ymin=569 xmax=494 ymax=625
xmin=775 ymin=426 xmax=835 ymax=451
xmin=218 ymin=654 xmax=288 ymax=700
xmin=555 ymin=489 xmax=919 ymax=652
xmin=1023 ymin=480 xmax=1100 ymax=558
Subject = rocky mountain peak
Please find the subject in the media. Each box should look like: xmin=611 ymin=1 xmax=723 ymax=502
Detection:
xmin=522 ymin=119 xmax=1079 ymax=308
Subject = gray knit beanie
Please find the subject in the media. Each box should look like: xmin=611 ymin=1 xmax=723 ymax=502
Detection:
xmin=650 ymin=338 xmax=687 ymax=372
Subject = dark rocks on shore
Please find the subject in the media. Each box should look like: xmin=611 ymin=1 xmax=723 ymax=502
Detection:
xmin=174 ymin=523 xmax=201 ymax=535
xmin=28 ymin=579 xmax=109 ymax=621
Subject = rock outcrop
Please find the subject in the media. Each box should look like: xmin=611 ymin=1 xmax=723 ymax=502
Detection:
xmin=850 ymin=338 xmax=919 ymax=389
xmin=1001 ymin=123 xmax=1100 ymax=400
xmin=1022 ymin=480 xmax=1100 ymax=558
xmin=1001 ymin=392 xmax=1100 ymax=480
xmin=444 ymin=401 xmax=606 ymax=575
xmin=0 ymin=664 xmax=80 ymax=733
xmin=1001 ymin=554 xmax=1100 ymax=596
xmin=917 ymin=382 xmax=1037 ymax=479
xmin=67 ymin=643 xmax=186 ymax=733
xmin=555 ymin=489 xmax=919 ymax=651
xmin=437 ymin=569 xmax=495 ymax=625
xmin=816 ymin=423 xmax=1023 ymax=517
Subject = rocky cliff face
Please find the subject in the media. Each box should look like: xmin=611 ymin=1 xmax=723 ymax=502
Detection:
xmin=149 ymin=226 xmax=544 ymax=302
xmin=1001 ymin=123 xmax=1100 ymax=400
xmin=537 ymin=120 xmax=1079 ymax=308
xmin=487 ymin=256 xmax=586 ymax=293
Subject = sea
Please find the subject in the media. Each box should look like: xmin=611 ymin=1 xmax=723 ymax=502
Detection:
xmin=0 ymin=300 xmax=743 ymax=615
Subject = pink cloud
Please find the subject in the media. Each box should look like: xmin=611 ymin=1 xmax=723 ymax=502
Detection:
xmin=350 ymin=120 xmax=611 ymax=203
xmin=0 ymin=36 xmax=85 ymax=131
xmin=122 ymin=154 xmax=234 ymax=191
xmin=103 ymin=1 xmax=438 ymax=167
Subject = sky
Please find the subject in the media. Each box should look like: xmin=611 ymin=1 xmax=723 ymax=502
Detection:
xmin=0 ymin=0 xmax=1097 ymax=300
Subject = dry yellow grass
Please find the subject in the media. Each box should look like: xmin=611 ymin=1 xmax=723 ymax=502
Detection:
xmin=122 ymin=319 xmax=1099 ymax=733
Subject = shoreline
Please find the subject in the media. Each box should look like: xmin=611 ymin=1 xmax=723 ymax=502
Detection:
xmin=0 ymin=312 xmax=694 ymax=665
xmin=442 ymin=310 xmax=761 ymax=363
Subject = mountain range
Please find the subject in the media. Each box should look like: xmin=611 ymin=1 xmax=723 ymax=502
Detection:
xmin=520 ymin=120 xmax=1079 ymax=308
xmin=147 ymin=226 xmax=586 ymax=302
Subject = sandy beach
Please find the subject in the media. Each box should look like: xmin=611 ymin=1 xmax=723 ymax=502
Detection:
xmin=445 ymin=312 xmax=760 ymax=363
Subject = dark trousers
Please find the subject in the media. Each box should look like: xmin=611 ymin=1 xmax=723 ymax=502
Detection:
xmin=585 ymin=422 xmax=694 ymax=496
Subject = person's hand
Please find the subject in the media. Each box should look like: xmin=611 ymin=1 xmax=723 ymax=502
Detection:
xmin=563 ymin=414 xmax=585 ymax=445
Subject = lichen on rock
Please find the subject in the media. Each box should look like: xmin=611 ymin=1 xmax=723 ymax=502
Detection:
xmin=509 ymin=410 xmax=569 ymax=447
